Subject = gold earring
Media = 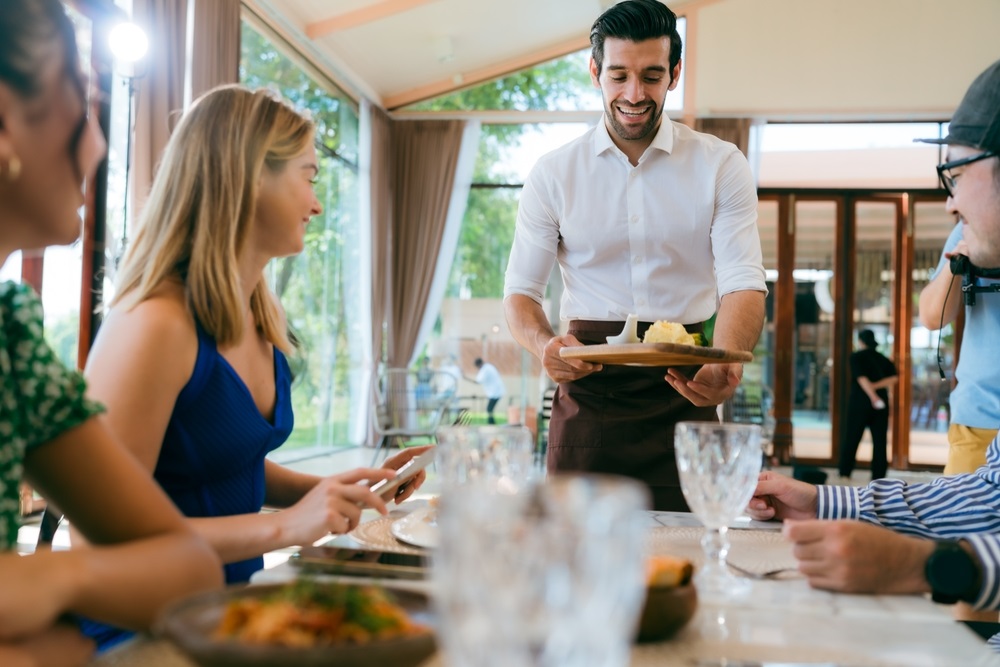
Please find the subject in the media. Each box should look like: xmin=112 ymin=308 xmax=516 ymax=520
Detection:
xmin=3 ymin=154 xmax=20 ymax=182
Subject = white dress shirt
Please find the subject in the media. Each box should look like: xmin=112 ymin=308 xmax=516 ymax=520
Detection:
xmin=504 ymin=117 xmax=766 ymax=323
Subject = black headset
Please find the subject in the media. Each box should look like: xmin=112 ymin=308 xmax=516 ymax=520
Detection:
xmin=948 ymin=254 xmax=1000 ymax=306
xmin=936 ymin=254 xmax=1000 ymax=379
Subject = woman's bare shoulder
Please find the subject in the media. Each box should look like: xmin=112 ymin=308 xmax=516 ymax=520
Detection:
xmin=94 ymin=283 xmax=197 ymax=362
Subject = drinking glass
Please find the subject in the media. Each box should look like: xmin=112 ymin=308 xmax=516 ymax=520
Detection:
xmin=433 ymin=474 xmax=650 ymax=667
xmin=435 ymin=424 xmax=536 ymax=491
xmin=674 ymin=421 xmax=762 ymax=599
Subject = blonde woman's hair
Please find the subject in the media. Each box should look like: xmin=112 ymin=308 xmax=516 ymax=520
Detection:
xmin=112 ymin=85 xmax=314 ymax=354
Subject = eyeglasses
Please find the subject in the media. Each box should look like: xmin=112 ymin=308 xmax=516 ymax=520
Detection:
xmin=936 ymin=150 xmax=997 ymax=196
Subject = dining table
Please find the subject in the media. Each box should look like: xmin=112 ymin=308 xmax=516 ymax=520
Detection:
xmin=91 ymin=504 xmax=1000 ymax=667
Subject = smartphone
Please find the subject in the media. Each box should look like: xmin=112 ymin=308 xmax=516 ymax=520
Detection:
xmin=291 ymin=545 xmax=429 ymax=579
xmin=369 ymin=449 xmax=436 ymax=501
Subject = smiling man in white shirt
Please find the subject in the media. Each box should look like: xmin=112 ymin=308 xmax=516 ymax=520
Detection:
xmin=503 ymin=0 xmax=766 ymax=510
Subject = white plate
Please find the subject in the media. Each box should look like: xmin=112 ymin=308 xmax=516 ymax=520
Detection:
xmin=391 ymin=506 xmax=438 ymax=549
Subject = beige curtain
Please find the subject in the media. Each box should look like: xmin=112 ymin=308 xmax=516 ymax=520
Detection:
xmin=189 ymin=0 xmax=241 ymax=101
xmin=385 ymin=120 xmax=466 ymax=368
xmin=694 ymin=117 xmax=752 ymax=157
xmin=369 ymin=106 xmax=394 ymax=366
xmin=132 ymin=0 xmax=188 ymax=213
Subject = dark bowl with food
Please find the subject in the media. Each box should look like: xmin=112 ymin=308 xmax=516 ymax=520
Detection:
xmin=155 ymin=580 xmax=436 ymax=667
xmin=635 ymin=583 xmax=698 ymax=643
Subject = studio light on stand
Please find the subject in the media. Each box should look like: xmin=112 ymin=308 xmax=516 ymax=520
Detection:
xmin=108 ymin=21 xmax=148 ymax=271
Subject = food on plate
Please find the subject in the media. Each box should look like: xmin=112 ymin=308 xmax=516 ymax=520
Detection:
xmin=646 ymin=555 xmax=694 ymax=588
xmin=642 ymin=321 xmax=706 ymax=347
xmin=214 ymin=580 xmax=431 ymax=647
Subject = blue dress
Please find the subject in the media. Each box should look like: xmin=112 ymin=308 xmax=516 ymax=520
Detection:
xmin=155 ymin=322 xmax=294 ymax=583
xmin=82 ymin=322 xmax=294 ymax=650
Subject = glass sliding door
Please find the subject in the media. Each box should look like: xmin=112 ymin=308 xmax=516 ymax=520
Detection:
xmin=909 ymin=198 xmax=954 ymax=467
xmin=791 ymin=199 xmax=839 ymax=461
xmin=848 ymin=200 xmax=897 ymax=472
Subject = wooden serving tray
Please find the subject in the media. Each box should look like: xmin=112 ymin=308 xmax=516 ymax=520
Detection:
xmin=559 ymin=343 xmax=753 ymax=367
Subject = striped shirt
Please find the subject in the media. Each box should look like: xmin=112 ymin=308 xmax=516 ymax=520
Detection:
xmin=818 ymin=433 xmax=1000 ymax=610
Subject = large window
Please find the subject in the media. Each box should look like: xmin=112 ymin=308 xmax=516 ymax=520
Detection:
xmin=404 ymin=18 xmax=686 ymax=113
xmin=757 ymin=122 xmax=944 ymax=189
xmin=241 ymin=21 xmax=364 ymax=453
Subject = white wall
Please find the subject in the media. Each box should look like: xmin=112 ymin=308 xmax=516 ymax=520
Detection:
xmin=694 ymin=0 xmax=1000 ymax=119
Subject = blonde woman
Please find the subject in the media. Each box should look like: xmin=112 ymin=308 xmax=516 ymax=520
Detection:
xmin=83 ymin=87 xmax=426 ymax=599
xmin=0 ymin=2 xmax=222 ymax=664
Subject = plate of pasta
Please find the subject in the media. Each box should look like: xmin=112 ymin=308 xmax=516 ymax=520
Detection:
xmin=156 ymin=579 xmax=436 ymax=666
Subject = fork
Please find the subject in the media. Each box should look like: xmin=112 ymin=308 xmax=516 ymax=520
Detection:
xmin=725 ymin=560 xmax=799 ymax=580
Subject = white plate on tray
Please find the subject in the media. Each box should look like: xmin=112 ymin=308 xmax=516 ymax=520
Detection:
xmin=390 ymin=506 xmax=438 ymax=549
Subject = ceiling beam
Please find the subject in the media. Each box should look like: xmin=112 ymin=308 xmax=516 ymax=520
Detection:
xmin=306 ymin=0 xmax=440 ymax=39
xmin=384 ymin=35 xmax=591 ymax=110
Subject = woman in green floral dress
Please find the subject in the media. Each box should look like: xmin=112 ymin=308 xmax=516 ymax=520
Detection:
xmin=0 ymin=2 xmax=221 ymax=664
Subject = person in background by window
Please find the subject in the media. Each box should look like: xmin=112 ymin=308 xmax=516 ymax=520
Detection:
xmin=918 ymin=221 xmax=1000 ymax=475
xmin=415 ymin=355 xmax=433 ymax=406
xmin=80 ymin=85 xmax=430 ymax=647
xmin=503 ymin=0 xmax=765 ymax=510
xmin=747 ymin=58 xmax=1000 ymax=612
xmin=474 ymin=358 xmax=505 ymax=424
xmin=838 ymin=329 xmax=898 ymax=481
xmin=0 ymin=2 xmax=222 ymax=664
xmin=438 ymin=354 xmax=462 ymax=399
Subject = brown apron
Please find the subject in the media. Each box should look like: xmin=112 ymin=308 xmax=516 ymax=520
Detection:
xmin=548 ymin=320 xmax=718 ymax=511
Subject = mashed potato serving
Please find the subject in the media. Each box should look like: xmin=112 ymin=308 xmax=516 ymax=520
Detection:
xmin=642 ymin=321 xmax=706 ymax=346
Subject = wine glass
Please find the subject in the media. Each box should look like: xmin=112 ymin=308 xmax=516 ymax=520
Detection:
xmin=674 ymin=421 xmax=762 ymax=599
xmin=435 ymin=424 xmax=536 ymax=492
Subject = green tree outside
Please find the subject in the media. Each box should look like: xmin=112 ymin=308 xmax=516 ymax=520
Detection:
xmin=240 ymin=26 xmax=595 ymax=446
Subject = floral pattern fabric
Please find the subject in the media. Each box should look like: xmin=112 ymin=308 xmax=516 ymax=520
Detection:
xmin=0 ymin=281 xmax=103 ymax=549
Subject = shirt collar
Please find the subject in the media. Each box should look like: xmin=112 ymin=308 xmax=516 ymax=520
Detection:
xmin=592 ymin=115 xmax=676 ymax=160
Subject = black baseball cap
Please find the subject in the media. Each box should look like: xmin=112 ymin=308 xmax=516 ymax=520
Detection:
xmin=916 ymin=59 xmax=1000 ymax=152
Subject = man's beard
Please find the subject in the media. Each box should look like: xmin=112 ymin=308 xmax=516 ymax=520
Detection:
xmin=604 ymin=97 xmax=664 ymax=142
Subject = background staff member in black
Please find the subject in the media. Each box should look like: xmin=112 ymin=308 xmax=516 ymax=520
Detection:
xmin=839 ymin=329 xmax=898 ymax=481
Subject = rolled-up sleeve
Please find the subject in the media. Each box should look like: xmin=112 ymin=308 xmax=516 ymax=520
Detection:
xmin=711 ymin=150 xmax=767 ymax=297
xmin=504 ymin=166 xmax=560 ymax=304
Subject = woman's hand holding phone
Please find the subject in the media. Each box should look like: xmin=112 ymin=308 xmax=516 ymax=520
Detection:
xmin=279 ymin=468 xmax=394 ymax=545
xmin=276 ymin=446 xmax=434 ymax=548
xmin=375 ymin=445 xmax=435 ymax=504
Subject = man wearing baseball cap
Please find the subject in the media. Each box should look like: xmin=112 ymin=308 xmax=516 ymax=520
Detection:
xmin=917 ymin=59 xmax=1000 ymax=479
xmin=745 ymin=59 xmax=1000 ymax=611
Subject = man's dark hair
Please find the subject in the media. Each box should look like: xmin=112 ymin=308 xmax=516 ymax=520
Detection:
xmin=858 ymin=329 xmax=878 ymax=349
xmin=474 ymin=358 xmax=484 ymax=368
xmin=590 ymin=0 xmax=683 ymax=79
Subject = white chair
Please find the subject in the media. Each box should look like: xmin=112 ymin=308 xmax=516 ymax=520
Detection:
xmin=371 ymin=368 xmax=454 ymax=465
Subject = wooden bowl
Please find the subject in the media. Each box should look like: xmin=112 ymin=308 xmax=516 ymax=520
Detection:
xmin=635 ymin=583 xmax=698 ymax=643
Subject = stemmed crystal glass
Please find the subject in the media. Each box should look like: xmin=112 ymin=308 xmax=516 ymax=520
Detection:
xmin=674 ymin=421 xmax=762 ymax=599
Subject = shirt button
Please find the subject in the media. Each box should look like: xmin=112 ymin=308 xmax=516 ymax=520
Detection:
xmin=633 ymin=256 xmax=642 ymax=264
xmin=630 ymin=215 xmax=639 ymax=223
xmin=638 ymin=298 xmax=646 ymax=307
